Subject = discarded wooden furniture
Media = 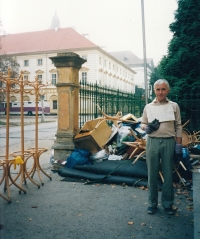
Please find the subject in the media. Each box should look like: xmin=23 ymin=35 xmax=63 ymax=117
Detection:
xmin=74 ymin=118 xmax=112 ymax=153
xmin=25 ymin=148 xmax=51 ymax=186
xmin=0 ymin=155 xmax=26 ymax=202
xmin=0 ymin=159 xmax=11 ymax=202
xmin=96 ymin=104 xmax=139 ymax=124
xmin=0 ymin=70 xmax=26 ymax=201
xmin=9 ymin=151 xmax=41 ymax=189
xmin=182 ymin=119 xmax=200 ymax=147
xmin=122 ymin=128 xmax=146 ymax=165
xmin=0 ymin=70 xmax=51 ymax=202
xmin=23 ymin=76 xmax=52 ymax=185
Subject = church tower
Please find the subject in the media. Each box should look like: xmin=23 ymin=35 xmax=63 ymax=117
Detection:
xmin=50 ymin=12 xmax=60 ymax=31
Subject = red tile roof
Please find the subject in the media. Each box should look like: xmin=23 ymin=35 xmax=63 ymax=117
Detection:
xmin=0 ymin=28 xmax=98 ymax=55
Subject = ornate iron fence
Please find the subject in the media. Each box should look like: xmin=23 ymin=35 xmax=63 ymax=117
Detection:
xmin=79 ymin=82 xmax=200 ymax=132
xmin=79 ymin=81 xmax=145 ymax=128
xmin=170 ymin=92 xmax=200 ymax=132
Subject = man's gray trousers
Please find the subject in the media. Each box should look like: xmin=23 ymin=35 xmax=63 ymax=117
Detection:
xmin=146 ymin=136 xmax=176 ymax=208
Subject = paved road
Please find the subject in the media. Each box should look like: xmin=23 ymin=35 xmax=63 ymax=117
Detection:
xmin=0 ymin=117 xmax=194 ymax=239
xmin=0 ymin=116 xmax=57 ymax=166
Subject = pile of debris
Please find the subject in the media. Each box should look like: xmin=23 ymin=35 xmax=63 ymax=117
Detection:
xmin=53 ymin=108 xmax=200 ymax=187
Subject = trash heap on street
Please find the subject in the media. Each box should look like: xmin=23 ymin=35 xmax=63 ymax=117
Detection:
xmin=55 ymin=107 xmax=200 ymax=188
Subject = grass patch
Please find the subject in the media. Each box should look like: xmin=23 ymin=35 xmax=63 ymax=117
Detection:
xmin=0 ymin=121 xmax=6 ymax=125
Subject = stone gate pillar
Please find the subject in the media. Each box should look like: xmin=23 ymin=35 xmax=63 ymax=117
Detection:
xmin=49 ymin=52 xmax=86 ymax=161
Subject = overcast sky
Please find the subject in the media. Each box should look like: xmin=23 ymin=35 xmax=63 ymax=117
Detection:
xmin=0 ymin=0 xmax=178 ymax=66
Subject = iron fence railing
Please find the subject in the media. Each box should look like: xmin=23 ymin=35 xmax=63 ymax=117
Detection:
xmin=79 ymin=81 xmax=145 ymax=128
xmin=170 ymin=93 xmax=200 ymax=132
xmin=79 ymin=82 xmax=200 ymax=132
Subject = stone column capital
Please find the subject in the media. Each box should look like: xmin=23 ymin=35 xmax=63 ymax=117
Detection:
xmin=50 ymin=52 xmax=86 ymax=68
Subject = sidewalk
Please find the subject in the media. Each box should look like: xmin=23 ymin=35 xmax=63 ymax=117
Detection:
xmin=0 ymin=119 xmax=198 ymax=239
xmin=0 ymin=161 xmax=195 ymax=239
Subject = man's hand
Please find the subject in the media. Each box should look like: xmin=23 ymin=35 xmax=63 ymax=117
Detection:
xmin=174 ymin=143 xmax=183 ymax=162
xmin=145 ymin=119 xmax=160 ymax=134
xmin=145 ymin=125 xmax=154 ymax=134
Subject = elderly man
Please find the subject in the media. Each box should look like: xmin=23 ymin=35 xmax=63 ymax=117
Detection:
xmin=141 ymin=79 xmax=182 ymax=215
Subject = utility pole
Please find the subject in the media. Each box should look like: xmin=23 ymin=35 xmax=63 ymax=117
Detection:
xmin=40 ymin=95 xmax=45 ymax=123
xmin=141 ymin=0 xmax=148 ymax=105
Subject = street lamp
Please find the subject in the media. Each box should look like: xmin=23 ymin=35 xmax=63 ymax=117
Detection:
xmin=141 ymin=0 xmax=148 ymax=105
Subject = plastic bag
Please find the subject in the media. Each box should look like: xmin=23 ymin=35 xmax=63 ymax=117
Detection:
xmin=66 ymin=148 xmax=91 ymax=168
xmin=182 ymin=148 xmax=192 ymax=170
xmin=90 ymin=149 xmax=109 ymax=162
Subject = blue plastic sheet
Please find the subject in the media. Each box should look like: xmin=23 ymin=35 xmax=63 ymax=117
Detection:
xmin=66 ymin=148 xmax=91 ymax=168
xmin=182 ymin=147 xmax=192 ymax=170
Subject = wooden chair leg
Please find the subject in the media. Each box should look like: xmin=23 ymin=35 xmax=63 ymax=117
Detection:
xmin=174 ymin=168 xmax=186 ymax=186
xmin=132 ymin=151 xmax=146 ymax=165
xmin=159 ymin=171 xmax=164 ymax=183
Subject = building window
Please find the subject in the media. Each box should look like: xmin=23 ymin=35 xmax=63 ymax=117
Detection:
xmin=82 ymin=72 xmax=87 ymax=83
xmin=99 ymin=57 xmax=101 ymax=64
xmin=53 ymin=100 xmax=57 ymax=109
xmin=104 ymin=60 xmax=106 ymax=67
xmin=23 ymin=75 xmax=28 ymax=80
xmin=24 ymin=60 xmax=29 ymax=66
xmin=109 ymin=62 xmax=111 ymax=69
xmin=38 ymin=59 xmax=42 ymax=65
xmin=52 ymin=74 xmax=57 ymax=85
xmin=37 ymin=75 xmax=42 ymax=83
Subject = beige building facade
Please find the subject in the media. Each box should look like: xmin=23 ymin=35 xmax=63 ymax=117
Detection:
xmin=1 ymin=27 xmax=136 ymax=114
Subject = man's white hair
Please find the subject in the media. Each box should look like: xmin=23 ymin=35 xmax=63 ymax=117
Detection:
xmin=154 ymin=79 xmax=170 ymax=90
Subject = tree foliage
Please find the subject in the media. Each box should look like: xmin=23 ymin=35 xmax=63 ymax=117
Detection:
xmin=150 ymin=0 xmax=200 ymax=97
xmin=149 ymin=0 xmax=200 ymax=129
xmin=149 ymin=66 xmax=163 ymax=88
xmin=0 ymin=55 xmax=20 ymax=78
xmin=0 ymin=55 xmax=20 ymax=102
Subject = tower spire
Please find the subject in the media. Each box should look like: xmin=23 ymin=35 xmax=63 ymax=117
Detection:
xmin=50 ymin=12 xmax=60 ymax=31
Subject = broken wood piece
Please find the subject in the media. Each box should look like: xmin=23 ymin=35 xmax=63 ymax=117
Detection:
xmin=182 ymin=119 xmax=190 ymax=128
xmin=179 ymin=161 xmax=187 ymax=171
xmin=131 ymin=151 xmax=146 ymax=165
xmin=159 ymin=171 xmax=164 ymax=182
xmin=96 ymin=104 xmax=138 ymax=123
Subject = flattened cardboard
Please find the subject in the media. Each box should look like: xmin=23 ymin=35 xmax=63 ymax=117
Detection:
xmin=146 ymin=104 xmax=175 ymax=122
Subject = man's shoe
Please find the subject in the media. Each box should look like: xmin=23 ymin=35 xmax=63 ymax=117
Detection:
xmin=147 ymin=206 xmax=157 ymax=214
xmin=164 ymin=207 xmax=177 ymax=215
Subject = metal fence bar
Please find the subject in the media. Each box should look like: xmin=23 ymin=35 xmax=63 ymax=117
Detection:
xmin=79 ymin=81 xmax=145 ymax=128
xmin=79 ymin=82 xmax=200 ymax=131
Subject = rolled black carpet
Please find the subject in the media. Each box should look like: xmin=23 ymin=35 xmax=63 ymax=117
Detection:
xmin=58 ymin=159 xmax=163 ymax=188
xmin=58 ymin=166 xmax=148 ymax=187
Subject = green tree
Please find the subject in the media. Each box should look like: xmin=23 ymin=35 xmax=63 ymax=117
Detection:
xmin=0 ymin=55 xmax=20 ymax=102
xmin=0 ymin=55 xmax=20 ymax=77
xmin=161 ymin=0 xmax=200 ymax=95
xmin=149 ymin=0 xmax=200 ymax=129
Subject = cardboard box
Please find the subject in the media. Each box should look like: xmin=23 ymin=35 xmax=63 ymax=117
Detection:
xmin=74 ymin=118 xmax=112 ymax=153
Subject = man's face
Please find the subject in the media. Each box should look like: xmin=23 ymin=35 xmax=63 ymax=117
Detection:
xmin=154 ymin=83 xmax=169 ymax=102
